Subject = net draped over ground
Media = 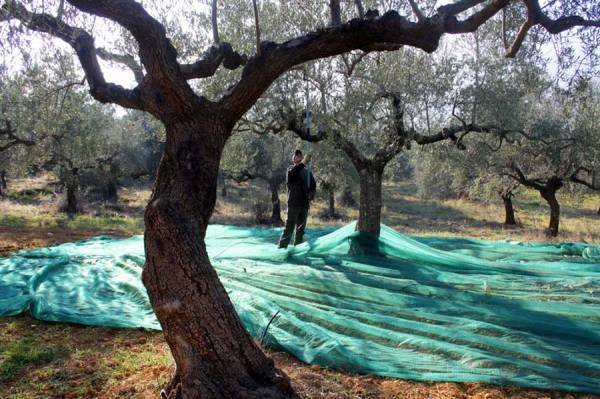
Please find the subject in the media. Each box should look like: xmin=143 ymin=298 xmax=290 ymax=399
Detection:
xmin=1 ymin=223 xmax=600 ymax=394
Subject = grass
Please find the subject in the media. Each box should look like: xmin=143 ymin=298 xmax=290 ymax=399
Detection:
xmin=0 ymin=317 xmax=172 ymax=399
xmin=0 ymin=337 xmax=68 ymax=385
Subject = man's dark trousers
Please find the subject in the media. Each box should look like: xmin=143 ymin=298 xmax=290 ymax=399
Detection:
xmin=278 ymin=206 xmax=309 ymax=247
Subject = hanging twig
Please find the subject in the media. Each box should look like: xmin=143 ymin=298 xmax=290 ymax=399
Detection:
xmin=330 ymin=0 xmax=341 ymax=26
xmin=56 ymin=0 xmax=64 ymax=20
xmin=252 ymin=0 xmax=261 ymax=55
xmin=211 ymin=0 xmax=220 ymax=44
xmin=407 ymin=0 xmax=425 ymax=23
xmin=260 ymin=310 xmax=280 ymax=346
xmin=501 ymin=7 xmax=509 ymax=49
xmin=354 ymin=0 xmax=365 ymax=18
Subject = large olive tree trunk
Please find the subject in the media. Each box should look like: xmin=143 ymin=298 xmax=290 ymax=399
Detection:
xmin=539 ymin=178 xmax=563 ymax=238
xmin=540 ymin=187 xmax=561 ymax=237
xmin=501 ymin=193 xmax=516 ymax=226
xmin=356 ymin=165 xmax=384 ymax=235
xmin=142 ymin=118 xmax=294 ymax=399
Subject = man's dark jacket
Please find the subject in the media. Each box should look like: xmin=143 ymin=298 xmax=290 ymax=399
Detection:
xmin=287 ymin=163 xmax=316 ymax=208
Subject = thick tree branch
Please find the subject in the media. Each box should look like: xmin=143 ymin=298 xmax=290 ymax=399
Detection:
xmin=508 ymin=163 xmax=546 ymax=191
xmin=219 ymin=3 xmax=511 ymax=125
xmin=1 ymin=0 xmax=143 ymax=110
xmin=180 ymin=43 xmax=246 ymax=80
xmin=373 ymin=92 xmax=406 ymax=164
xmin=329 ymin=128 xmax=368 ymax=170
xmin=281 ymin=109 xmax=325 ymax=142
xmin=506 ymin=18 xmax=534 ymax=58
xmin=64 ymin=0 xmax=198 ymax=110
xmin=570 ymin=167 xmax=598 ymax=190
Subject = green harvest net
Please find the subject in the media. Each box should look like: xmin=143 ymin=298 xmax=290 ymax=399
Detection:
xmin=1 ymin=223 xmax=600 ymax=394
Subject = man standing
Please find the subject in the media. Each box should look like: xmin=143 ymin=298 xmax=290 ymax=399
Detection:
xmin=278 ymin=149 xmax=316 ymax=248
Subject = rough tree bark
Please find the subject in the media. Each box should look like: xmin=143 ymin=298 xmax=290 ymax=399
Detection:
xmin=142 ymin=116 xmax=294 ymax=399
xmin=539 ymin=178 xmax=563 ymax=237
xmin=501 ymin=193 xmax=516 ymax=226
xmin=356 ymin=163 xmax=384 ymax=234
xmin=510 ymin=166 xmax=565 ymax=237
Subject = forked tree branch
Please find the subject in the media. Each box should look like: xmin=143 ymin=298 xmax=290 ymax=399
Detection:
xmin=180 ymin=43 xmax=246 ymax=80
xmin=570 ymin=167 xmax=599 ymax=190
xmin=1 ymin=0 xmax=143 ymax=110
xmin=506 ymin=0 xmax=600 ymax=57
xmin=0 ymin=118 xmax=36 ymax=152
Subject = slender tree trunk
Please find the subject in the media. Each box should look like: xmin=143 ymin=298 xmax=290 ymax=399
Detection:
xmin=597 ymin=205 xmax=599 ymax=215
xmin=270 ymin=181 xmax=282 ymax=225
xmin=142 ymin=117 xmax=294 ymax=399
xmin=501 ymin=194 xmax=516 ymax=226
xmin=328 ymin=188 xmax=335 ymax=217
xmin=105 ymin=180 xmax=118 ymax=203
xmin=218 ymin=171 xmax=227 ymax=197
xmin=340 ymin=185 xmax=356 ymax=207
xmin=356 ymin=165 xmax=383 ymax=235
xmin=330 ymin=0 xmax=341 ymax=25
xmin=62 ymin=169 xmax=79 ymax=215
xmin=0 ymin=170 xmax=4 ymax=197
xmin=540 ymin=187 xmax=561 ymax=238
xmin=0 ymin=170 xmax=6 ymax=189
xmin=65 ymin=183 xmax=78 ymax=215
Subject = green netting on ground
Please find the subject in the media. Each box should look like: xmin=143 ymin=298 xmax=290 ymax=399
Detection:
xmin=1 ymin=223 xmax=600 ymax=394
